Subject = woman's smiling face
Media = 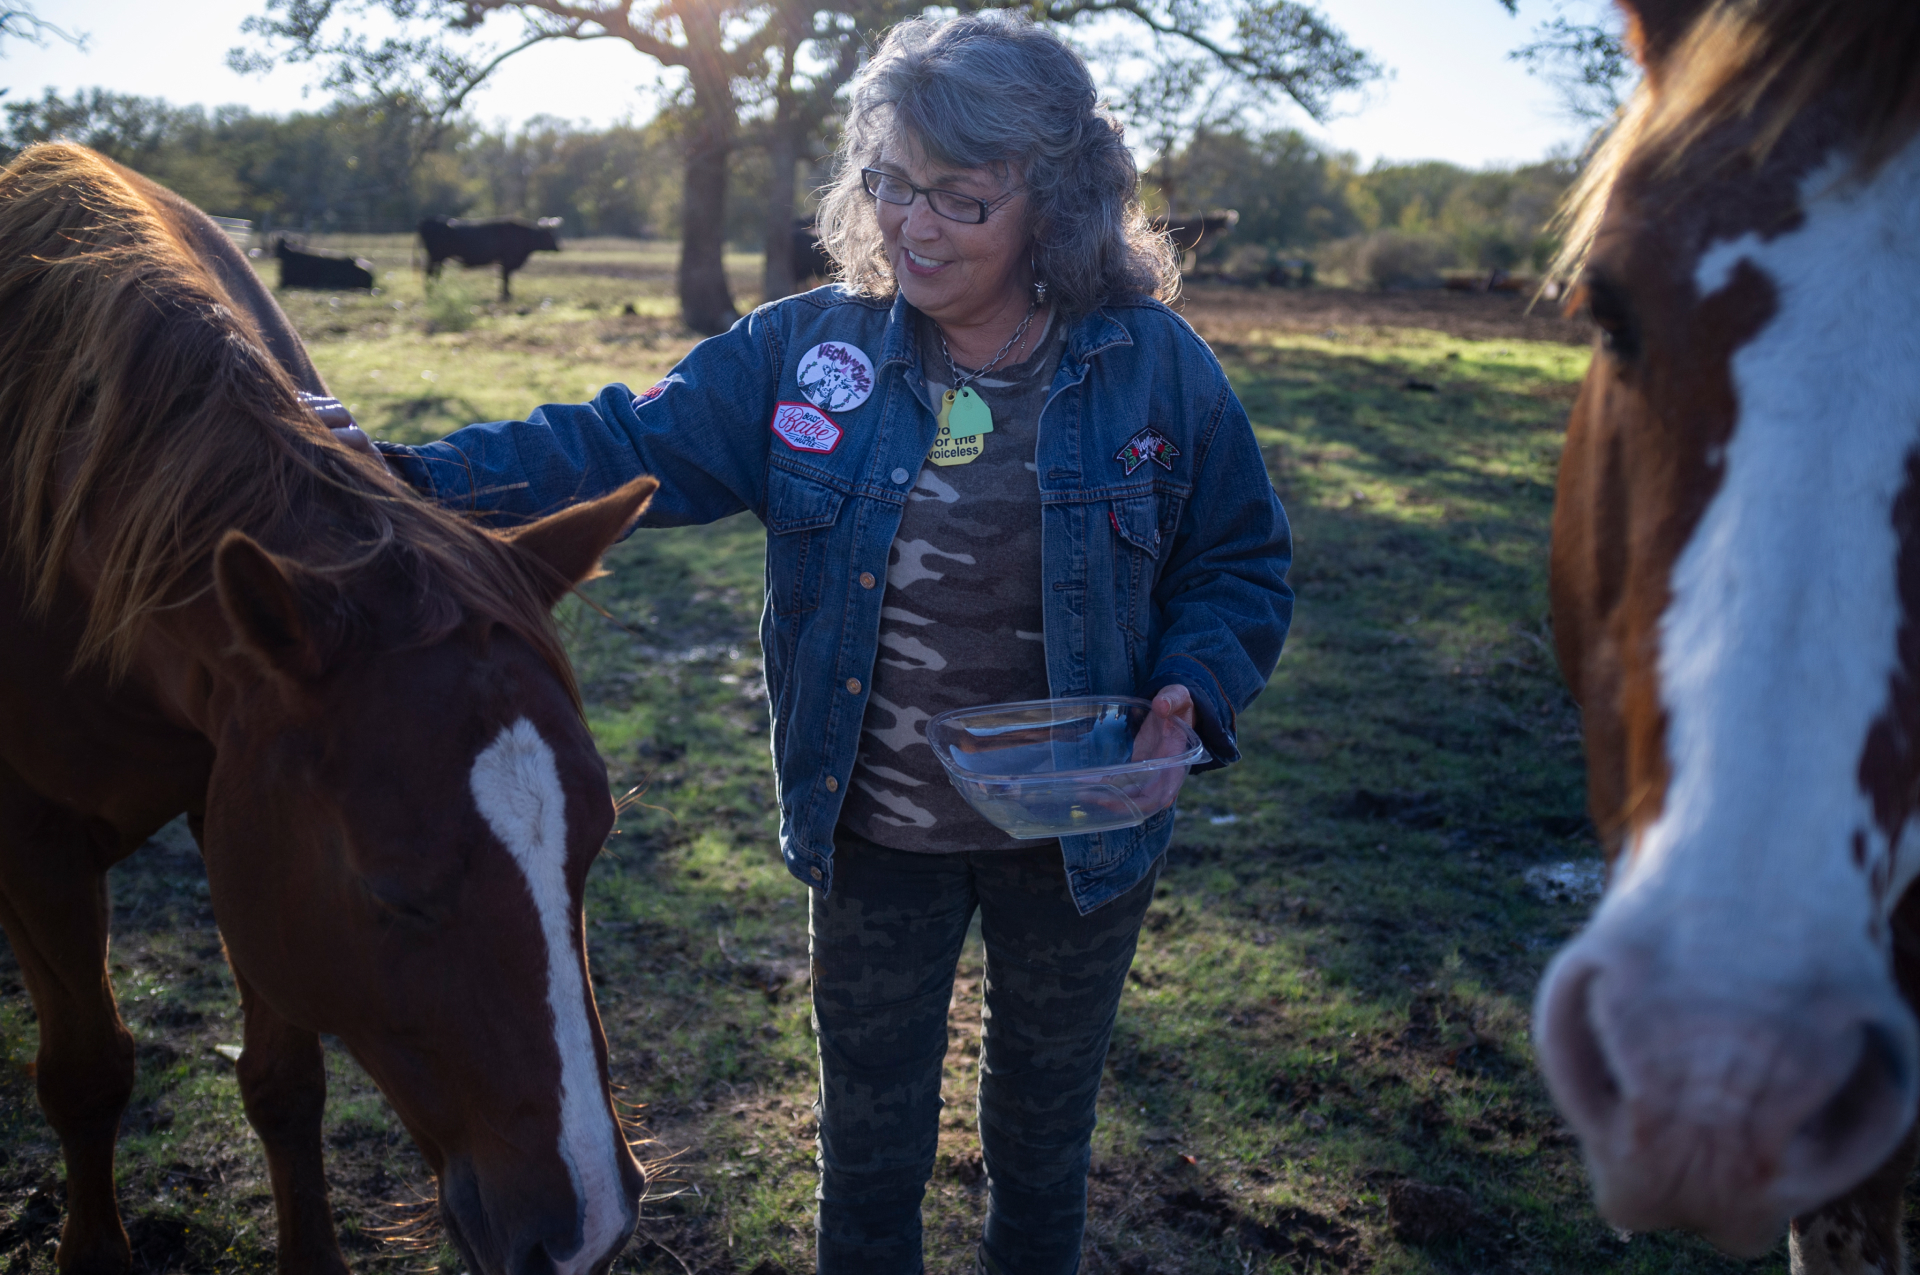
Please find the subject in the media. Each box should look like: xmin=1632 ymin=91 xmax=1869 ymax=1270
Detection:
xmin=872 ymin=139 xmax=1031 ymax=330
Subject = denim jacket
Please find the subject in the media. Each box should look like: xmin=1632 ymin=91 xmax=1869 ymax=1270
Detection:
xmin=380 ymin=287 xmax=1292 ymax=913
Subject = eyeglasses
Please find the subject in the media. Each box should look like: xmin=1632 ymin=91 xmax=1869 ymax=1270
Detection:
xmin=861 ymin=168 xmax=1017 ymax=225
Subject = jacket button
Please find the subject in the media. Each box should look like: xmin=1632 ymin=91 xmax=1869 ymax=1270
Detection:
xmin=824 ymin=776 xmax=839 ymax=792
xmin=810 ymin=867 xmax=823 ymax=879
xmin=892 ymin=467 xmax=910 ymax=484
xmin=846 ymin=677 xmax=862 ymax=694
xmin=859 ymin=571 xmax=876 ymax=589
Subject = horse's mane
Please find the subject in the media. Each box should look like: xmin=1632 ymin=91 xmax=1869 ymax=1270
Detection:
xmin=0 ymin=143 xmax=577 ymax=699
xmin=1552 ymin=0 xmax=1920 ymax=284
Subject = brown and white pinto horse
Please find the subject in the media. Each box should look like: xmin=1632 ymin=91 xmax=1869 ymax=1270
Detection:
xmin=0 ymin=143 xmax=655 ymax=1275
xmin=1537 ymin=1 xmax=1920 ymax=1269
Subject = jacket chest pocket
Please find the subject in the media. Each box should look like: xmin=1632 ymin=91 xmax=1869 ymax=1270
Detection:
xmin=766 ymin=468 xmax=847 ymax=617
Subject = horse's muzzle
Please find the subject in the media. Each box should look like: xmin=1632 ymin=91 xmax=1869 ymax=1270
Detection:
xmin=1534 ymin=929 xmax=1920 ymax=1254
xmin=438 ymin=1153 xmax=640 ymax=1275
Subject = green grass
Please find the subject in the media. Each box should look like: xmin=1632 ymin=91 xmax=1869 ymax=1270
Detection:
xmin=0 ymin=260 xmax=1789 ymax=1273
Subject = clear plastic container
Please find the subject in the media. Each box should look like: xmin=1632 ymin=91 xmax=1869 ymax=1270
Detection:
xmin=925 ymin=696 xmax=1209 ymax=840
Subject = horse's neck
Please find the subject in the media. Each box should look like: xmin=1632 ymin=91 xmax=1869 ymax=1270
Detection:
xmin=110 ymin=157 xmax=329 ymax=399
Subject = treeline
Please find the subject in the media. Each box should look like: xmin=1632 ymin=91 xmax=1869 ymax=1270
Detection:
xmin=1167 ymin=128 xmax=1574 ymax=284
xmin=0 ymin=90 xmax=700 ymax=239
xmin=3 ymin=88 xmax=1571 ymax=286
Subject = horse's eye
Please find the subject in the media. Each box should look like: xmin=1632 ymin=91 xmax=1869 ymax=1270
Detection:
xmin=365 ymin=881 xmax=440 ymax=926
xmin=1584 ymin=274 xmax=1640 ymax=361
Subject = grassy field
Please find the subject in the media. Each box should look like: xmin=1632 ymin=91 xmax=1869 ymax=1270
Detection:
xmin=0 ymin=237 xmax=1787 ymax=1273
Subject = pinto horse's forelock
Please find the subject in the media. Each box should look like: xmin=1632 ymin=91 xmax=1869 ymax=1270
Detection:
xmin=470 ymin=719 xmax=632 ymax=1274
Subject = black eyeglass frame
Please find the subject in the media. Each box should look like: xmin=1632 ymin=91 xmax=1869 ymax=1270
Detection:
xmin=861 ymin=167 xmax=1019 ymax=225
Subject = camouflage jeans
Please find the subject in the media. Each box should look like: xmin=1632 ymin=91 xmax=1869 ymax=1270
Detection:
xmin=810 ymin=828 xmax=1161 ymax=1275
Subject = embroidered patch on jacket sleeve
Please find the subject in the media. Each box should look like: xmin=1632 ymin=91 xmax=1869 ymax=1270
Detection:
xmin=771 ymin=401 xmax=842 ymax=454
xmin=632 ymin=374 xmax=683 ymax=409
xmin=1115 ymin=427 xmax=1180 ymax=475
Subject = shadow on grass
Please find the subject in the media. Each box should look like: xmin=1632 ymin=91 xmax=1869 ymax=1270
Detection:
xmin=373 ymin=393 xmax=493 ymax=445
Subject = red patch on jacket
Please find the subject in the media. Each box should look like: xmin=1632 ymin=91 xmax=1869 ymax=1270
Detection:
xmin=771 ymin=401 xmax=842 ymax=454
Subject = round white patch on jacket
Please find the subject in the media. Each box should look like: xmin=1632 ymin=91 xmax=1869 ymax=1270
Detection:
xmin=796 ymin=341 xmax=875 ymax=412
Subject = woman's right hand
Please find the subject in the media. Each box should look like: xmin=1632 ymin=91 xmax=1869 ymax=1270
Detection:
xmin=330 ymin=424 xmax=387 ymax=471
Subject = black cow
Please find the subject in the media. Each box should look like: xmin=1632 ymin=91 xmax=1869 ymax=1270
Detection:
xmin=274 ymin=238 xmax=375 ymax=291
xmin=417 ymin=215 xmax=561 ymax=300
xmin=1150 ymin=210 xmax=1240 ymax=268
xmin=793 ymin=217 xmax=833 ymax=285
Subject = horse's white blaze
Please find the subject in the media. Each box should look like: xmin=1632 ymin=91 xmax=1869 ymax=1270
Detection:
xmin=1611 ymin=134 xmax=1920 ymax=976
xmin=471 ymin=719 xmax=629 ymax=1273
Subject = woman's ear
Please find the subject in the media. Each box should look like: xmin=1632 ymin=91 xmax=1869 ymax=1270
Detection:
xmin=501 ymin=476 xmax=659 ymax=608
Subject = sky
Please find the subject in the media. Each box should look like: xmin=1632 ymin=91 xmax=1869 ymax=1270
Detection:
xmin=20 ymin=0 xmax=1612 ymax=169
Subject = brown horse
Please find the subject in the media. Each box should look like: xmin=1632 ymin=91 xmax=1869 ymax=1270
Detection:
xmin=1534 ymin=1 xmax=1920 ymax=1270
xmin=0 ymin=142 xmax=657 ymax=1275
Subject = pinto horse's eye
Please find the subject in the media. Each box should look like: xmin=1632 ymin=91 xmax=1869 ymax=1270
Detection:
xmin=1583 ymin=274 xmax=1640 ymax=361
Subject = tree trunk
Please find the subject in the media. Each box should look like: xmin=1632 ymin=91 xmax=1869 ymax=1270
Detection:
xmin=678 ymin=126 xmax=737 ymax=334
xmin=676 ymin=10 xmax=739 ymax=336
xmin=762 ymin=121 xmax=800 ymax=301
xmin=762 ymin=19 xmax=805 ymax=302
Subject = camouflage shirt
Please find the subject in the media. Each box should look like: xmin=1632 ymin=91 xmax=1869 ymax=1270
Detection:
xmin=839 ymin=311 xmax=1066 ymax=852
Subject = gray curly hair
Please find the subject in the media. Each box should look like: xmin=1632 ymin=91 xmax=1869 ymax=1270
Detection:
xmin=816 ymin=12 xmax=1178 ymax=316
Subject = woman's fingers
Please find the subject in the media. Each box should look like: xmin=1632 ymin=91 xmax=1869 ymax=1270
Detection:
xmin=328 ymin=425 xmax=393 ymax=476
xmin=1151 ymin=682 xmax=1195 ymax=729
xmin=297 ymin=392 xmax=355 ymax=430
xmin=1132 ymin=685 xmax=1196 ymax=762
xmin=299 ymin=391 xmax=390 ymax=477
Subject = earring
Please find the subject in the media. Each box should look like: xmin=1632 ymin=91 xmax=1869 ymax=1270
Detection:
xmin=1031 ymin=255 xmax=1048 ymax=304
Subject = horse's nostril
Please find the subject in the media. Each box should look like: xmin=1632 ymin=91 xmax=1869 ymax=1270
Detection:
xmin=1795 ymin=1021 xmax=1913 ymax=1165
xmin=1540 ymin=962 xmax=1625 ymax=1135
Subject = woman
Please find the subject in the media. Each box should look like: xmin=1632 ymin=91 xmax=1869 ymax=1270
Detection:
xmin=364 ymin=14 xmax=1291 ymax=1272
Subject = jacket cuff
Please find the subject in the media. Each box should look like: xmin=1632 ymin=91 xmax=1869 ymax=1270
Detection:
xmin=1144 ymin=653 xmax=1238 ymax=772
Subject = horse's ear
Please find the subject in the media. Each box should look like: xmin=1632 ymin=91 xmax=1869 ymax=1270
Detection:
xmin=214 ymin=531 xmax=328 ymax=681
xmin=1614 ymin=0 xmax=1711 ymax=69
xmin=503 ymin=476 xmax=659 ymax=608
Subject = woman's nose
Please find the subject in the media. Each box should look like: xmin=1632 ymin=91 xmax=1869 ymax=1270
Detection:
xmin=901 ymin=198 xmax=943 ymax=240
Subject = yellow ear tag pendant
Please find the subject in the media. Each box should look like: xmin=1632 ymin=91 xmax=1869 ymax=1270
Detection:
xmin=930 ymin=389 xmax=986 ymax=467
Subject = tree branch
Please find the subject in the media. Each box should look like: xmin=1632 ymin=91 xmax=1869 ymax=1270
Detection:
xmin=964 ymin=0 xmax=1379 ymax=122
xmin=461 ymin=0 xmax=691 ymax=67
xmin=0 ymin=4 xmax=88 ymax=56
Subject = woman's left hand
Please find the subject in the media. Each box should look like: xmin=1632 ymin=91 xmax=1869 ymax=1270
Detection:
xmin=1122 ymin=684 xmax=1198 ymax=813
xmin=1140 ymin=684 xmax=1196 ymax=753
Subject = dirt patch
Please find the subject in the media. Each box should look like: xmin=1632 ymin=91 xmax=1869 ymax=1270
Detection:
xmin=1176 ymin=283 xmax=1595 ymax=346
xmin=0 ymin=1177 xmax=61 ymax=1252
xmin=1158 ymin=1187 xmax=1365 ymax=1267
xmin=1083 ymin=1154 xmax=1370 ymax=1274
xmin=1386 ymin=1179 xmax=1477 ymax=1244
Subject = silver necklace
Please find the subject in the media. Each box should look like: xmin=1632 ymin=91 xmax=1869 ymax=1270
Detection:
xmin=938 ymin=300 xmax=1038 ymax=392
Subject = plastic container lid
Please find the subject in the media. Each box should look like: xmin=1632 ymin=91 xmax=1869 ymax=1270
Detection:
xmin=925 ymin=696 xmax=1208 ymax=840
